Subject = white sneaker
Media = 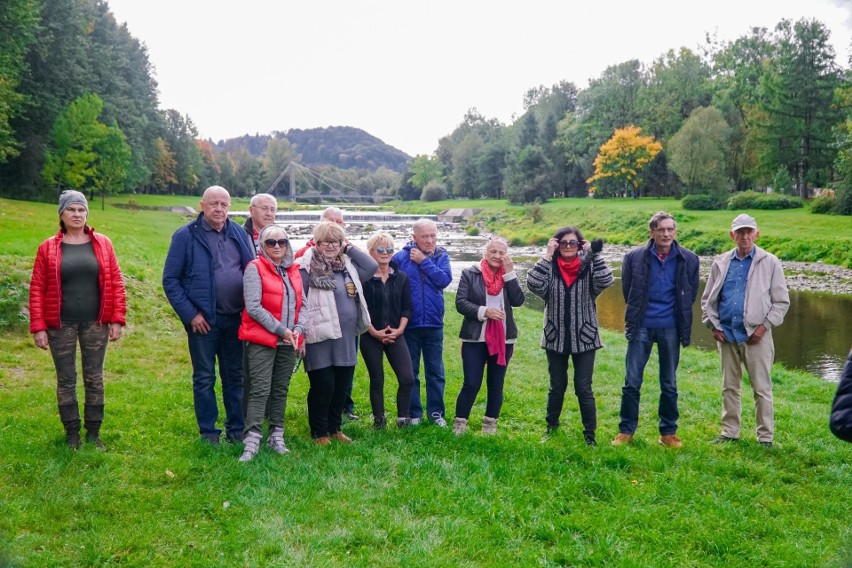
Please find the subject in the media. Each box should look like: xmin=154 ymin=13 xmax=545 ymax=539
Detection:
xmin=409 ymin=417 xmax=421 ymax=426
xmin=430 ymin=412 xmax=447 ymax=428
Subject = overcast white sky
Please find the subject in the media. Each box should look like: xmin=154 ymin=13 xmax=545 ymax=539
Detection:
xmin=107 ymin=0 xmax=852 ymax=158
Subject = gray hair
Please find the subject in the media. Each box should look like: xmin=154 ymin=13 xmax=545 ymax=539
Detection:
xmin=411 ymin=218 xmax=437 ymax=235
xmin=250 ymin=193 xmax=277 ymax=208
xmin=322 ymin=206 xmax=343 ymax=219
xmin=649 ymin=211 xmax=676 ymax=231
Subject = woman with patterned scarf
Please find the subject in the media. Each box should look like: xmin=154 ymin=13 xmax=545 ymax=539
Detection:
xmin=452 ymin=237 xmax=525 ymax=436
xmin=297 ymin=221 xmax=377 ymax=445
xmin=526 ymin=226 xmax=613 ymax=446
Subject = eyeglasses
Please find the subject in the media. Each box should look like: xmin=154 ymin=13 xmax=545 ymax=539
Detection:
xmin=319 ymin=241 xmax=341 ymax=248
xmin=374 ymin=246 xmax=394 ymax=254
xmin=559 ymin=239 xmax=580 ymax=249
xmin=264 ymin=239 xmax=288 ymax=248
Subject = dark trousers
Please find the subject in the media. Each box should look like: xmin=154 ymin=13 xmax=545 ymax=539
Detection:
xmin=619 ymin=327 xmax=681 ymax=435
xmin=306 ymin=365 xmax=352 ymax=438
xmin=342 ymin=336 xmax=359 ymax=414
xmin=455 ymin=342 xmax=514 ymax=420
xmin=546 ymin=349 xmax=597 ymax=436
xmin=360 ymin=333 xmax=414 ymax=418
xmin=186 ymin=313 xmax=244 ymax=439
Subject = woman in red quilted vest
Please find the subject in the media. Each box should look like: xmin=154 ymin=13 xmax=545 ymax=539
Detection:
xmin=237 ymin=225 xmax=305 ymax=461
xmin=29 ymin=190 xmax=126 ymax=450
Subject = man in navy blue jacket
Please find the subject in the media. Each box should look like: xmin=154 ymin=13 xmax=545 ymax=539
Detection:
xmin=612 ymin=212 xmax=699 ymax=448
xmin=392 ymin=219 xmax=452 ymax=426
xmin=163 ymin=186 xmax=255 ymax=444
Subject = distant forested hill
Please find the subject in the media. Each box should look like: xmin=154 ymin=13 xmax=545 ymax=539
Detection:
xmin=214 ymin=126 xmax=411 ymax=172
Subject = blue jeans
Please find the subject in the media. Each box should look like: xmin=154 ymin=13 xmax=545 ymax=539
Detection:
xmin=619 ymin=327 xmax=680 ymax=435
xmin=186 ymin=313 xmax=245 ymax=439
xmin=405 ymin=327 xmax=446 ymax=419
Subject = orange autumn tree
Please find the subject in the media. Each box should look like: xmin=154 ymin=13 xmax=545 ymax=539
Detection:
xmin=586 ymin=125 xmax=662 ymax=197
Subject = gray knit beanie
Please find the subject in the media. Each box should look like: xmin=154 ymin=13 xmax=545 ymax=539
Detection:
xmin=58 ymin=190 xmax=88 ymax=216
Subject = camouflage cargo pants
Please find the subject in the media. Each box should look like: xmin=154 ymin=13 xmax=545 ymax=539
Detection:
xmin=47 ymin=321 xmax=109 ymax=407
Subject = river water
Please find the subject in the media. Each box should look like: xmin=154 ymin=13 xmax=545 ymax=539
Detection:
xmin=240 ymin=213 xmax=851 ymax=381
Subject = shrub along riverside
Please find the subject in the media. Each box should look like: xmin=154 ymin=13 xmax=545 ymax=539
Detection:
xmin=0 ymin=196 xmax=850 ymax=566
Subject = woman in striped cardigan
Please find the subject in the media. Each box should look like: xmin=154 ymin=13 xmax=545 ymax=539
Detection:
xmin=526 ymin=226 xmax=613 ymax=446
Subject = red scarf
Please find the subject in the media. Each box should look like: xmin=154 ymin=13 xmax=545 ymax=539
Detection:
xmin=480 ymin=259 xmax=505 ymax=296
xmin=480 ymin=259 xmax=507 ymax=366
xmin=557 ymin=255 xmax=581 ymax=288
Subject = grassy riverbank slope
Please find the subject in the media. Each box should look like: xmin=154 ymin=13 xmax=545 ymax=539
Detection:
xmin=391 ymin=197 xmax=852 ymax=268
xmin=0 ymin=196 xmax=850 ymax=566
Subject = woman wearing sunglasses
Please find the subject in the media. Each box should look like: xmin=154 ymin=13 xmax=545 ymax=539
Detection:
xmin=360 ymin=232 xmax=415 ymax=429
xmin=527 ymin=227 xmax=613 ymax=446
xmin=297 ymin=221 xmax=377 ymax=445
xmin=237 ymin=224 xmax=304 ymax=461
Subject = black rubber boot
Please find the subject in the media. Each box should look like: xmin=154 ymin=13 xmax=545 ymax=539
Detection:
xmin=84 ymin=404 xmax=106 ymax=451
xmin=58 ymin=404 xmax=81 ymax=450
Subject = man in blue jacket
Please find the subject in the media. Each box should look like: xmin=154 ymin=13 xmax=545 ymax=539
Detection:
xmin=612 ymin=212 xmax=699 ymax=448
xmin=163 ymin=186 xmax=255 ymax=444
xmin=392 ymin=219 xmax=452 ymax=426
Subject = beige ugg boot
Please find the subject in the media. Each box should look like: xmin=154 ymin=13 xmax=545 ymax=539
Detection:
xmin=482 ymin=416 xmax=498 ymax=435
xmin=453 ymin=417 xmax=468 ymax=436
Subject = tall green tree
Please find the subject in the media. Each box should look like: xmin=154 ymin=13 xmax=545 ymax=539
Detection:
xmin=0 ymin=0 xmax=38 ymax=164
xmin=42 ymin=93 xmax=107 ymax=193
xmin=408 ymin=154 xmax=444 ymax=190
xmin=637 ymin=47 xmax=712 ymax=141
xmin=668 ymin=106 xmax=732 ymax=196
xmin=261 ymin=137 xmax=299 ymax=193
xmin=759 ymin=18 xmax=842 ymax=198
xmin=451 ymin=132 xmax=484 ymax=199
xmin=42 ymin=92 xmax=130 ymax=207
xmin=92 ymin=123 xmax=131 ymax=209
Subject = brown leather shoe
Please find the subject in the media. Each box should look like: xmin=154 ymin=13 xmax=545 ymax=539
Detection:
xmin=659 ymin=434 xmax=683 ymax=448
xmin=314 ymin=436 xmax=331 ymax=446
xmin=330 ymin=431 xmax=352 ymax=443
xmin=610 ymin=433 xmax=634 ymax=446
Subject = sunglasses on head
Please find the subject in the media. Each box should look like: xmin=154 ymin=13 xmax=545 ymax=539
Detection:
xmin=559 ymin=239 xmax=581 ymax=249
xmin=374 ymin=246 xmax=394 ymax=254
xmin=264 ymin=239 xmax=288 ymax=248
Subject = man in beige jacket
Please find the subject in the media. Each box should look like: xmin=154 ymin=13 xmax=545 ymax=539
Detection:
xmin=701 ymin=213 xmax=790 ymax=447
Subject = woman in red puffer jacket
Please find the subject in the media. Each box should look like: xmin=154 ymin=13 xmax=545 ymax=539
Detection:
xmin=29 ymin=191 xmax=126 ymax=450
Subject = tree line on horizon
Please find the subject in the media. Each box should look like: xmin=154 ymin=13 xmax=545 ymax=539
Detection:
xmin=405 ymin=18 xmax=852 ymax=215
xmin=0 ymin=1 xmax=850 ymax=214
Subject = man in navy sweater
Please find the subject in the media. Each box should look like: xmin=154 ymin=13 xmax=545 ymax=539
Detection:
xmin=612 ymin=212 xmax=699 ymax=448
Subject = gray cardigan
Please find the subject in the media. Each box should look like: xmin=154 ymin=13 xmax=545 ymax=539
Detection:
xmin=526 ymin=251 xmax=614 ymax=354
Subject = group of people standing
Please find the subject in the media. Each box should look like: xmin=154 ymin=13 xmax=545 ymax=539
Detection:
xmin=34 ymin=185 xmax=836 ymax=458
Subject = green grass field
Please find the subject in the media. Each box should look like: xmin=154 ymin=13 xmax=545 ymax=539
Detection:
xmin=1 ymin=196 xmax=851 ymax=566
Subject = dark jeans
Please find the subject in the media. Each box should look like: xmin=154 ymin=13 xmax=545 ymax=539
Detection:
xmin=306 ymin=365 xmax=352 ymax=438
xmin=360 ymin=333 xmax=414 ymax=419
xmin=186 ymin=313 xmax=244 ymax=439
xmin=546 ymin=349 xmax=597 ymax=436
xmin=242 ymin=342 xmax=296 ymax=434
xmin=47 ymin=321 xmax=109 ymax=408
xmin=405 ymin=327 xmax=446 ymax=419
xmin=619 ymin=327 xmax=680 ymax=435
xmin=455 ymin=342 xmax=515 ymax=420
